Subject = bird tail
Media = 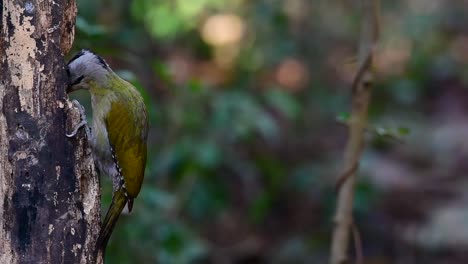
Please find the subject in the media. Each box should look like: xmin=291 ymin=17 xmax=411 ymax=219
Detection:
xmin=96 ymin=188 xmax=128 ymax=253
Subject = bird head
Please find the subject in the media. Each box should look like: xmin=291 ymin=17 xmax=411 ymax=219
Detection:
xmin=66 ymin=49 xmax=110 ymax=93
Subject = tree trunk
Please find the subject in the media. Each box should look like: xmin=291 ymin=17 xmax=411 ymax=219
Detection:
xmin=0 ymin=0 xmax=102 ymax=263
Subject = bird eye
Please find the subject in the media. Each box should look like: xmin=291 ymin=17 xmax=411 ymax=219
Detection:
xmin=71 ymin=75 xmax=84 ymax=86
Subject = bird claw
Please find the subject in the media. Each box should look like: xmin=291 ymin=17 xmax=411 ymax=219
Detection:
xmin=66 ymin=99 xmax=91 ymax=138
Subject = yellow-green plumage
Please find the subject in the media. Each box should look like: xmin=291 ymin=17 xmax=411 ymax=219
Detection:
xmin=106 ymin=99 xmax=147 ymax=198
xmin=66 ymin=50 xmax=148 ymax=254
xmin=91 ymin=76 xmax=148 ymax=251
xmin=91 ymin=76 xmax=148 ymax=199
xmin=96 ymin=188 xmax=127 ymax=252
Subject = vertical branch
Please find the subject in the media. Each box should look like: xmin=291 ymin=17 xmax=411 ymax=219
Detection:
xmin=0 ymin=0 xmax=102 ymax=263
xmin=330 ymin=1 xmax=380 ymax=264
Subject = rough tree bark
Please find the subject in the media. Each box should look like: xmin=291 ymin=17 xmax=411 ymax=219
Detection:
xmin=0 ymin=0 xmax=102 ymax=263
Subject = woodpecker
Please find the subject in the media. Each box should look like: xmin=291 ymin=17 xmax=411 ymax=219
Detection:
xmin=66 ymin=50 xmax=148 ymax=252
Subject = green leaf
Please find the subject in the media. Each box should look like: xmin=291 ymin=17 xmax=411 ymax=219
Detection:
xmin=152 ymin=59 xmax=173 ymax=84
xmin=397 ymin=126 xmax=410 ymax=136
xmin=264 ymin=89 xmax=300 ymax=120
xmin=336 ymin=111 xmax=351 ymax=122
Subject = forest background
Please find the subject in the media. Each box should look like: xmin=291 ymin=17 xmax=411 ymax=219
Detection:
xmin=71 ymin=0 xmax=468 ymax=263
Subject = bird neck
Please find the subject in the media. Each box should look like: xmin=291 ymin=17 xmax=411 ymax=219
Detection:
xmin=88 ymin=73 xmax=122 ymax=101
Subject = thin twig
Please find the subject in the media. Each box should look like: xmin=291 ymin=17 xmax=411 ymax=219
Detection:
xmin=329 ymin=1 xmax=380 ymax=264
xmin=335 ymin=161 xmax=360 ymax=192
xmin=352 ymin=223 xmax=364 ymax=264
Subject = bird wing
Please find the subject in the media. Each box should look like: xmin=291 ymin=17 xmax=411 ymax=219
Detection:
xmin=105 ymin=94 xmax=148 ymax=199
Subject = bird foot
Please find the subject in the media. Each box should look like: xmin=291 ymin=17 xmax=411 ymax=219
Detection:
xmin=66 ymin=99 xmax=91 ymax=138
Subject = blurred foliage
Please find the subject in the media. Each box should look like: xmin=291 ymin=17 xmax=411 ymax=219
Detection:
xmin=71 ymin=0 xmax=468 ymax=263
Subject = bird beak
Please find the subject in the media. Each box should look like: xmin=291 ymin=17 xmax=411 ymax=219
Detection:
xmin=66 ymin=79 xmax=76 ymax=93
xmin=67 ymin=75 xmax=84 ymax=93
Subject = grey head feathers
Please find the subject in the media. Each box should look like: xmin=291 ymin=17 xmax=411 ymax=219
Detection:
xmin=67 ymin=49 xmax=111 ymax=91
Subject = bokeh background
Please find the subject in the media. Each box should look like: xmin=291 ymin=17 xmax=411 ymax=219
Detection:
xmin=69 ymin=0 xmax=468 ymax=263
